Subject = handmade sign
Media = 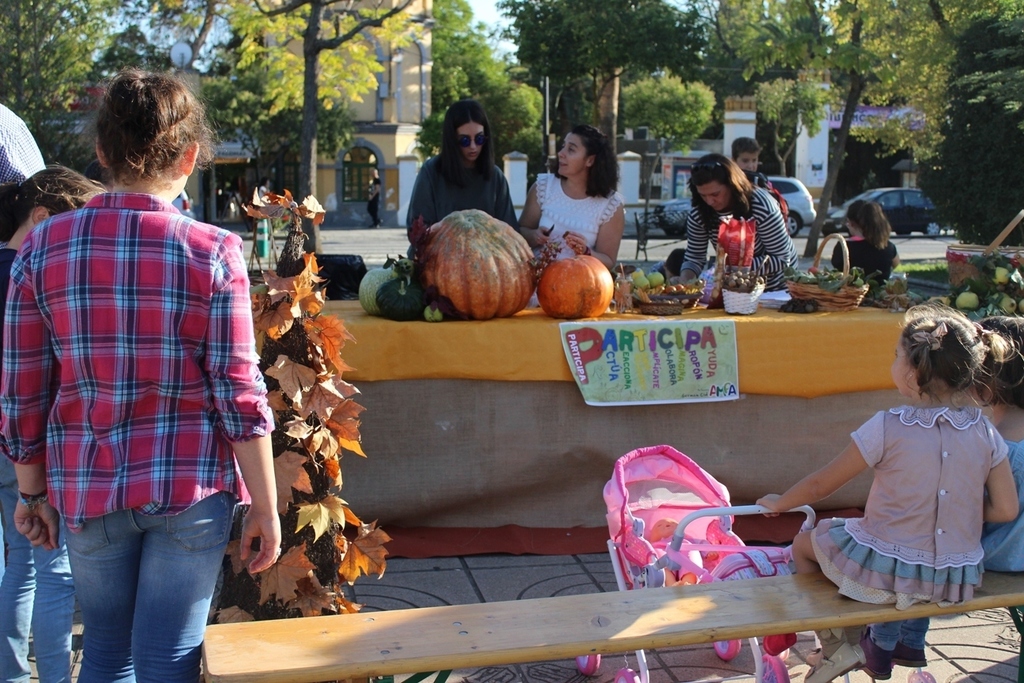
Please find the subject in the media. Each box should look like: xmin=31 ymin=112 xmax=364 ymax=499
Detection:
xmin=558 ymin=319 xmax=739 ymax=406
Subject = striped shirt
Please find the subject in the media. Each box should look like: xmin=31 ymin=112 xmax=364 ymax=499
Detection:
xmin=681 ymin=187 xmax=797 ymax=291
xmin=0 ymin=193 xmax=273 ymax=528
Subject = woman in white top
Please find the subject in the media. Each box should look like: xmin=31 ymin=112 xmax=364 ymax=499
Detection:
xmin=519 ymin=125 xmax=625 ymax=269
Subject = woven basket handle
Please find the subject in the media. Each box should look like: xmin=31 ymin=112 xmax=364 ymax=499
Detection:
xmin=813 ymin=232 xmax=850 ymax=277
xmin=984 ymin=209 xmax=1024 ymax=255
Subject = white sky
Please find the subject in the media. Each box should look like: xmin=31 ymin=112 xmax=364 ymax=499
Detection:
xmin=465 ymin=0 xmax=502 ymax=29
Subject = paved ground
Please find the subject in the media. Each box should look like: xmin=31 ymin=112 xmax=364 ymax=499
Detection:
xmin=32 ymin=222 xmax=973 ymax=682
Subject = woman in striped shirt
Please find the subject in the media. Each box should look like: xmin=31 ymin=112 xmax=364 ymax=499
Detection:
xmin=678 ymin=154 xmax=797 ymax=291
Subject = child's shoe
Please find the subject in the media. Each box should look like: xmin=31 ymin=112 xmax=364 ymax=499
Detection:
xmin=892 ymin=641 xmax=927 ymax=668
xmin=859 ymin=628 xmax=894 ymax=680
xmin=804 ymin=642 xmax=866 ymax=683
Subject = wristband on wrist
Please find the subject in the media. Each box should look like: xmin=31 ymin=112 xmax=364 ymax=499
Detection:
xmin=19 ymin=489 xmax=48 ymax=511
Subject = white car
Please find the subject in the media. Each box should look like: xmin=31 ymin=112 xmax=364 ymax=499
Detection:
xmin=172 ymin=189 xmax=196 ymax=219
xmin=767 ymin=176 xmax=816 ymax=237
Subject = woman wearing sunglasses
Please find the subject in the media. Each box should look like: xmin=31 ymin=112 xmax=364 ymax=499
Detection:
xmin=677 ymin=153 xmax=797 ymax=291
xmin=406 ymin=99 xmax=518 ymax=239
xmin=519 ymin=124 xmax=625 ymax=269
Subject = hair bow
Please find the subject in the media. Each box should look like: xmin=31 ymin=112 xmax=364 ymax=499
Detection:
xmin=912 ymin=322 xmax=948 ymax=351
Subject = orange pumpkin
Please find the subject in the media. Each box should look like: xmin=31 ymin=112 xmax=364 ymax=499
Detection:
xmin=537 ymin=255 xmax=614 ymax=319
xmin=418 ymin=210 xmax=535 ymax=320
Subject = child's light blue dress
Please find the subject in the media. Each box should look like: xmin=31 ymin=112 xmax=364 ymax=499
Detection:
xmin=982 ymin=439 xmax=1024 ymax=571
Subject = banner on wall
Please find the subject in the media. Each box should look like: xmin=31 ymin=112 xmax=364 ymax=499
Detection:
xmin=558 ymin=320 xmax=740 ymax=406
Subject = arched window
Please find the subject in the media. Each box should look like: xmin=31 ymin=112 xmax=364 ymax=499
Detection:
xmin=343 ymin=147 xmax=378 ymax=202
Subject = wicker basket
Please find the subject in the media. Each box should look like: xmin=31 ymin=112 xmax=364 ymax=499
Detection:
xmin=786 ymin=233 xmax=869 ymax=312
xmin=947 ymin=209 xmax=1024 ymax=286
xmin=637 ymin=295 xmax=700 ymax=316
xmin=723 ymin=284 xmax=765 ymax=315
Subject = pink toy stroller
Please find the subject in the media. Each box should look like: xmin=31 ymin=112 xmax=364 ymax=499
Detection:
xmin=578 ymin=444 xmax=815 ymax=683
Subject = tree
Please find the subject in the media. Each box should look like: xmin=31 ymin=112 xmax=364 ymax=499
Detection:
xmin=418 ymin=0 xmax=543 ymax=168
xmin=234 ymin=0 xmax=415 ymax=251
xmin=499 ymin=0 xmax=706 ymax=152
xmin=755 ymin=78 xmax=828 ymax=175
xmin=0 ymin=0 xmax=117 ymax=168
xmin=120 ymin=0 xmax=223 ymax=69
xmin=919 ymin=8 xmax=1024 ymax=245
xmin=91 ymin=25 xmax=170 ymax=80
xmin=620 ymin=76 xmax=715 ymax=150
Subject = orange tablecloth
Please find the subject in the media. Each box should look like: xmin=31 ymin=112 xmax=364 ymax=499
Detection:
xmin=326 ymin=301 xmax=903 ymax=398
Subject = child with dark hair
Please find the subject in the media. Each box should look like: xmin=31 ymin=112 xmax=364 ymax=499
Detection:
xmin=0 ymin=165 xmax=101 ymax=683
xmin=519 ymin=124 xmax=625 ymax=269
xmin=406 ymin=99 xmax=518 ymax=234
xmin=1 ymin=68 xmax=280 ymax=683
xmin=980 ymin=316 xmax=1024 ymax=572
xmin=832 ymin=199 xmax=900 ymax=280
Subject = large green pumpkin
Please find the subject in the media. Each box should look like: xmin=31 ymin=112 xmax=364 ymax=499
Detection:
xmin=376 ymin=277 xmax=425 ymax=321
xmin=418 ymin=209 xmax=534 ymax=320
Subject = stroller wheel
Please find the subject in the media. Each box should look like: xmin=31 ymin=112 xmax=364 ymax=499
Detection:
xmin=614 ymin=668 xmax=641 ymax=683
xmin=761 ymin=653 xmax=790 ymax=683
xmin=908 ymin=671 xmax=937 ymax=683
xmin=714 ymin=639 xmax=742 ymax=661
xmin=576 ymin=654 xmax=601 ymax=675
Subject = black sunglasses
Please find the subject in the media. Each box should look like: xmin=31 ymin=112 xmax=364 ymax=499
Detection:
xmin=691 ymin=160 xmax=725 ymax=173
xmin=458 ymin=133 xmax=488 ymax=148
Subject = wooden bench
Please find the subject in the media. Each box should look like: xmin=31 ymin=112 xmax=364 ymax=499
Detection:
xmin=202 ymin=571 xmax=1024 ymax=683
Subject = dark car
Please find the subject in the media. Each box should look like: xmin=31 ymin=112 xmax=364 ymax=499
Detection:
xmin=651 ymin=197 xmax=691 ymax=237
xmin=822 ymin=187 xmax=941 ymax=236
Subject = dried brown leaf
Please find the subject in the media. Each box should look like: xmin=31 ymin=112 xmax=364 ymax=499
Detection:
xmin=216 ymin=606 xmax=255 ymax=623
xmin=274 ymin=450 xmax=312 ymax=514
xmin=339 ymin=523 xmax=391 ymax=584
xmin=258 ymin=543 xmax=315 ymax=605
xmin=303 ymin=316 xmax=355 ymax=375
xmin=267 ymin=390 xmax=289 ymax=412
xmin=253 ymin=300 xmax=295 ymax=340
xmin=282 ymin=416 xmax=314 ymax=441
xmin=287 ymin=574 xmax=336 ymax=617
xmin=296 ymin=379 xmax=346 ymax=420
xmin=266 ymin=356 xmax=317 ymax=405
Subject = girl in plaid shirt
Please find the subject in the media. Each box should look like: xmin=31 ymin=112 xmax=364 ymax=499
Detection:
xmin=0 ymin=70 xmax=281 ymax=683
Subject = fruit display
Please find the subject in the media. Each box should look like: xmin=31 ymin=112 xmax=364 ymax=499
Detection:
xmin=784 ymin=264 xmax=867 ymax=291
xmin=537 ymin=254 xmax=614 ymax=319
xmin=947 ymin=252 xmax=1024 ymax=319
xmin=417 ymin=209 xmax=534 ymax=320
xmin=779 ymin=298 xmax=820 ymax=313
xmin=862 ymin=274 xmax=925 ymax=312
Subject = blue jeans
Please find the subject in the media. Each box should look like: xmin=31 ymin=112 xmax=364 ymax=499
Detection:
xmin=870 ymin=617 xmax=930 ymax=651
xmin=63 ymin=491 xmax=236 ymax=683
xmin=0 ymin=458 xmax=75 ymax=683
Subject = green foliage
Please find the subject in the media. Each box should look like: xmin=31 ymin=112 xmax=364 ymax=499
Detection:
xmin=755 ymin=78 xmax=828 ymax=171
xmin=420 ymin=0 xmax=542 ymax=168
xmin=91 ymin=25 xmax=170 ymax=80
xmin=499 ymin=0 xmax=705 ymax=136
xmin=620 ymin=76 xmax=715 ymax=148
xmin=0 ymin=0 xmax=117 ymax=169
xmin=919 ymin=8 xmax=1024 ymax=246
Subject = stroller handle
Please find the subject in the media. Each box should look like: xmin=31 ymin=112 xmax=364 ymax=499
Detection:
xmin=667 ymin=504 xmax=816 ymax=553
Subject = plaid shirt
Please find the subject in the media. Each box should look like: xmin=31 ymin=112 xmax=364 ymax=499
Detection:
xmin=0 ymin=104 xmax=45 ymax=183
xmin=0 ymin=193 xmax=274 ymax=528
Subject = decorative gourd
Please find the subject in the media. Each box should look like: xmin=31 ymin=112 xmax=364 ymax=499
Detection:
xmin=418 ymin=209 xmax=534 ymax=320
xmin=537 ymin=255 xmax=614 ymax=319
xmin=376 ymin=277 xmax=426 ymax=321
xmin=358 ymin=266 xmax=397 ymax=316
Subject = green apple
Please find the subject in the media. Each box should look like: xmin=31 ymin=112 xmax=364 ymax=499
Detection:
xmin=994 ymin=267 xmax=1011 ymax=285
xmin=1000 ymin=294 xmax=1018 ymax=314
xmin=647 ymin=271 xmax=666 ymax=288
xmin=630 ymin=269 xmax=645 ymax=282
xmin=633 ymin=274 xmax=651 ymax=290
xmin=955 ymin=291 xmax=980 ymax=311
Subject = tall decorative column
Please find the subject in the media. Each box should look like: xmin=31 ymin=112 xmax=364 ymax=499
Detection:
xmin=723 ymin=96 xmax=758 ymax=160
xmin=503 ymin=151 xmax=528 ymax=217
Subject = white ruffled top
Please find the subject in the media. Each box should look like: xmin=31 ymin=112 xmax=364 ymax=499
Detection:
xmin=536 ymin=173 xmax=623 ymax=259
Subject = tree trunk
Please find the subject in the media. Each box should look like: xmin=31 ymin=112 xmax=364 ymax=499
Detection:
xmin=299 ymin=0 xmax=324 ymax=254
xmin=804 ymin=71 xmax=864 ymax=257
xmin=804 ymin=15 xmax=865 ymax=258
xmin=594 ymin=71 xmax=620 ymax=155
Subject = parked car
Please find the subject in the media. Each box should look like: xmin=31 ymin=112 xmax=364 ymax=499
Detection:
xmin=822 ymin=187 xmax=940 ymax=236
xmin=650 ymin=197 xmax=691 ymax=237
xmin=766 ymin=176 xmax=816 ymax=237
xmin=173 ymin=189 xmax=195 ymax=219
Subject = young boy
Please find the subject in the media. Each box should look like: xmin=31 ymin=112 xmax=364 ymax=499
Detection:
xmin=731 ymin=136 xmax=763 ymax=173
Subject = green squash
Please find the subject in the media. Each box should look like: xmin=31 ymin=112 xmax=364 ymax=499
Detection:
xmin=376 ymin=277 xmax=426 ymax=321
xmin=359 ymin=266 xmax=397 ymax=316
